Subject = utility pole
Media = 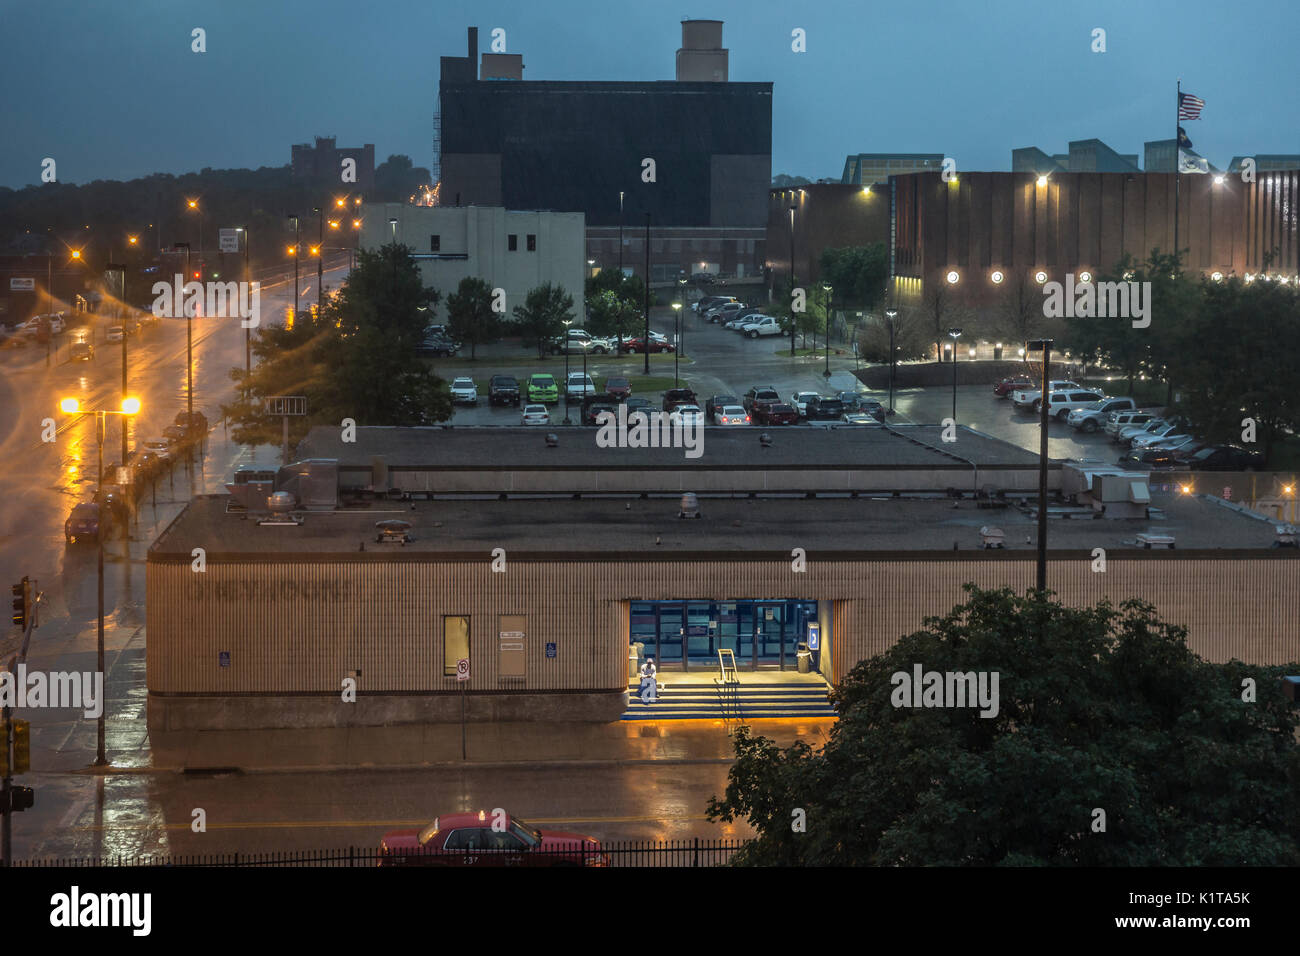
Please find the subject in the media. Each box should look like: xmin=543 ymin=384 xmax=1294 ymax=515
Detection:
xmin=105 ymin=262 xmax=129 ymax=464
xmin=173 ymin=243 xmax=193 ymax=415
xmin=643 ymin=213 xmax=650 ymax=376
xmin=1028 ymin=338 xmax=1053 ymax=594
xmin=314 ymin=206 xmax=324 ymax=316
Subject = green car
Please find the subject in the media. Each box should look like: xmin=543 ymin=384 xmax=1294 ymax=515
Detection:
xmin=526 ymin=373 xmax=559 ymax=404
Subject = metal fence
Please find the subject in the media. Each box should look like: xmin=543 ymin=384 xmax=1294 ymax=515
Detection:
xmin=13 ymin=838 xmax=744 ymax=868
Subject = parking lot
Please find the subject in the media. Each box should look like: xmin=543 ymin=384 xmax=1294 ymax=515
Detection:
xmin=425 ymin=306 xmax=1137 ymax=464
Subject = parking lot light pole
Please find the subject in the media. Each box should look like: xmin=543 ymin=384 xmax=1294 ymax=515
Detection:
xmin=105 ymin=262 xmax=129 ymax=463
xmin=885 ymin=309 xmax=898 ymax=414
xmin=1027 ymin=339 xmax=1053 ymax=594
xmin=173 ymin=243 xmax=193 ymax=415
xmin=822 ymin=283 xmax=833 ymax=379
xmin=643 ymin=214 xmax=651 ymax=375
xmin=59 ymin=397 xmax=140 ymax=769
xmin=948 ymin=328 xmax=963 ymax=421
xmin=671 ymin=301 xmax=681 ymax=387
xmin=562 ymin=318 xmax=573 ymax=424
xmin=677 ymin=272 xmax=687 ymax=369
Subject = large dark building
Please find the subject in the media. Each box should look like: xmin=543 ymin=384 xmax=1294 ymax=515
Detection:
xmin=291 ymin=136 xmax=375 ymax=193
xmin=437 ymin=23 xmax=772 ymax=283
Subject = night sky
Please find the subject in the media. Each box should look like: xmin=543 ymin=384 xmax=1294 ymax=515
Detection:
xmin=2 ymin=0 xmax=1295 ymax=188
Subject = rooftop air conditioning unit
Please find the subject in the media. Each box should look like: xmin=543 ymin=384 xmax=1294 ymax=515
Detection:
xmin=1135 ymin=532 xmax=1175 ymax=549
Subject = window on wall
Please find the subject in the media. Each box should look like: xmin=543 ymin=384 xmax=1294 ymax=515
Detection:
xmin=526 ymin=234 xmax=536 ymax=252
xmin=444 ymin=615 xmax=470 ymax=676
xmin=430 ymin=235 xmax=440 ymax=252
xmin=508 ymin=234 xmax=518 ymax=251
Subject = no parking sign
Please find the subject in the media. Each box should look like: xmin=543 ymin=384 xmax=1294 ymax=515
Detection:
xmin=456 ymin=658 xmax=470 ymax=682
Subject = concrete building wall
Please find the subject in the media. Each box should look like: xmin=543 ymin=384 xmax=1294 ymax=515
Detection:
xmin=362 ymin=204 xmax=585 ymax=313
xmin=147 ymin=552 xmax=1300 ymax=727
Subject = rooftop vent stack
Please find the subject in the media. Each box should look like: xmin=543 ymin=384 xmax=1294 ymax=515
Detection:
xmin=676 ymin=19 xmax=728 ymax=81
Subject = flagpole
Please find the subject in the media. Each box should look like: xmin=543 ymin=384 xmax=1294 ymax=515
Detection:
xmin=1174 ymin=79 xmax=1180 ymax=263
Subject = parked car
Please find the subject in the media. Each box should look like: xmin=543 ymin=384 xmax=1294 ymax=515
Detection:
xmin=1175 ymin=444 xmax=1265 ymax=471
xmin=1065 ymin=397 xmax=1138 ymax=432
xmin=742 ymin=386 xmax=780 ymax=414
xmin=742 ymin=316 xmax=785 ymax=338
xmin=624 ymin=336 xmax=674 ymax=353
xmin=713 ymin=404 xmax=750 ymax=426
xmin=706 ymin=302 xmax=747 ymax=324
xmin=671 ymin=404 xmax=705 ymax=427
xmin=837 ymin=392 xmax=885 ymax=420
xmin=1128 ymin=421 xmax=1183 ymax=448
xmin=418 ymin=334 xmax=460 ymax=357
xmin=584 ymin=400 xmax=618 ymax=426
xmin=106 ymin=327 xmax=125 ymax=342
xmin=162 ymin=423 xmax=190 ymax=446
xmin=489 ymin=375 xmax=521 ymax=407
xmin=520 ymin=403 xmax=549 ymax=426
xmin=841 ymin=411 xmax=883 ymax=425
xmin=1117 ymin=417 xmax=1174 ymax=445
xmin=705 ymin=394 xmax=739 ymax=419
xmin=603 ymin=376 xmax=631 ymax=401
xmin=693 ymin=296 xmax=734 ymax=315
xmin=1011 ymin=380 xmax=1082 ymax=411
xmin=526 ymin=374 xmax=559 ymax=404
xmin=805 ymin=396 xmax=846 ymax=421
xmin=65 ymin=503 xmax=102 ymax=545
xmin=129 ymin=450 xmax=165 ymax=481
xmin=625 ymin=397 xmax=654 ymax=417
xmin=662 ymin=388 xmax=698 ymax=412
xmin=450 ymin=377 xmax=479 ymax=405
xmin=138 ymin=438 xmax=172 ymax=462
xmin=1105 ymin=409 xmax=1159 ymax=440
xmin=753 ymin=402 xmax=799 ymax=426
xmin=993 ymin=376 xmax=1034 ymax=397
xmin=1120 ymin=447 xmax=1188 ymax=470
xmin=379 ymin=811 xmax=607 ymax=867
xmin=93 ymin=487 xmax=129 ymax=523
xmin=548 ymin=330 xmax=613 ymax=355
xmin=69 ymin=340 xmax=94 ymax=361
xmin=174 ymin=410 xmax=209 ymax=439
xmin=1037 ymin=389 xmax=1104 ymax=420
xmin=565 ymin=372 xmax=596 ymax=400
xmin=789 ymin=392 xmax=820 ymax=417
xmin=1132 ymin=429 xmax=1195 ymax=451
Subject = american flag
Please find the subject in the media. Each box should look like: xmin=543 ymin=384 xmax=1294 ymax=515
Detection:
xmin=1178 ymin=91 xmax=1205 ymax=120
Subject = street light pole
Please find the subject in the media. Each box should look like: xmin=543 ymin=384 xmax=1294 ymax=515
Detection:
xmin=643 ymin=213 xmax=650 ymax=376
xmin=948 ymin=328 xmax=963 ymax=422
xmin=105 ymin=261 xmax=129 ymax=464
xmin=822 ymin=284 xmax=833 ymax=379
xmin=314 ymin=206 xmax=324 ymax=316
xmin=885 ymin=308 xmax=898 ymax=414
xmin=173 ymin=243 xmax=193 ymax=415
xmin=618 ymin=191 xmax=624 ymax=275
xmin=677 ymin=273 xmax=687 ymax=383
xmin=237 ymin=227 xmax=251 ymax=393
xmin=789 ymin=203 xmax=798 ymax=357
xmin=562 ymin=318 xmax=573 ymax=425
xmin=1028 ymin=338 xmax=1053 ymax=594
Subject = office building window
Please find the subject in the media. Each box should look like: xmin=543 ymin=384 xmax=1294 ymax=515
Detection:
xmin=444 ymin=615 xmax=470 ymax=677
xmin=508 ymin=234 xmax=518 ymax=251
xmin=527 ymin=234 xmax=536 ymax=251
xmin=430 ymin=235 xmax=440 ymax=252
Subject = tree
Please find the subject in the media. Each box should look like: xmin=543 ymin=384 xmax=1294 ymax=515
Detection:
xmin=772 ymin=174 xmax=812 ymax=188
xmin=585 ymin=268 xmax=648 ymax=352
xmin=707 ymin=586 xmax=1300 ymax=866
xmin=765 ymin=275 xmax=809 ymax=355
xmin=222 ymin=242 xmax=450 ymax=444
xmin=996 ymin=269 xmax=1046 ymax=346
xmin=818 ymin=244 xmax=889 ymax=313
xmin=512 ymin=282 xmax=576 ymax=358
xmin=374 ymin=154 xmax=433 ymax=202
xmin=445 ymin=276 xmax=503 ymax=360
xmin=921 ymin=278 xmax=963 ymax=361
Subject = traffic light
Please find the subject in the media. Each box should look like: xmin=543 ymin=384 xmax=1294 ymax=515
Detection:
xmin=4 ymin=787 xmax=35 ymax=813
xmin=10 ymin=577 xmax=30 ymax=629
xmin=0 ymin=719 xmax=30 ymax=775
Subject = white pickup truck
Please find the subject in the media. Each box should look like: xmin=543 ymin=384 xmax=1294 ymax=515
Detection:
xmin=741 ymin=315 xmax=785 ymax=337
xmin=1011 ymin=380 xmax=1081 ymax=411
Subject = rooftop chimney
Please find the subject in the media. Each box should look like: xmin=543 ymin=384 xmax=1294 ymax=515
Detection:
xmin=676 ymin=19 xmax=728 ymax=82
xmin=468 ymin=26 xmax=477 ymax=60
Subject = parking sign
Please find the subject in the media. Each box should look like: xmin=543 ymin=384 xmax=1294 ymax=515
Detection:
xmin=456 ymin=658 xmax=470 ymax=681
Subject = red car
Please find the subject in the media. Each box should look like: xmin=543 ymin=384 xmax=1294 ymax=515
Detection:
xmin=379 ymin=810 xmax=608 ymax=867
xmin=754 ymin=402 xmax=799 ymax=425
xmin=624 ymin=337 xmax=675 ymax=354
xmin=993 ymin=376 xmax=1033 ymax=397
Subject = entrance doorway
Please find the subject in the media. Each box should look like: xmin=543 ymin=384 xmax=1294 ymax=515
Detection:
xmin=630 ymin=600 xmax=821 ymax=672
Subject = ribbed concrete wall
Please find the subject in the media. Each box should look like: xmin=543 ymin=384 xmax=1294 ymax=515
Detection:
xmin=148 ymin=553 xmax=1300 ymax=700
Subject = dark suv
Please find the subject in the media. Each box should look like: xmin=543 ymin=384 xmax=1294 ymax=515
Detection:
xmin=806 ymin=396 xmax=845 ymax=421
xmin=489 ymin=375 xmax=521 ymax=407
xmin=662 ymin=388 xmax=698 ymax=412
xmin=742 ymin=387 xmax=780 ymax=414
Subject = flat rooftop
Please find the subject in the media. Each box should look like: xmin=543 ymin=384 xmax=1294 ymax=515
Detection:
xmin=295 ymin=424 xmax=1047 ymax=472
xmin=151 ymin=492 xmax=1285 ymax=559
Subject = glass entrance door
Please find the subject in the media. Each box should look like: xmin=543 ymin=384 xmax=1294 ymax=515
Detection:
xmin=754 ymin=603 xmax=787 ymax=669
xmin=656 ymin=603 xmax=684 ymax=669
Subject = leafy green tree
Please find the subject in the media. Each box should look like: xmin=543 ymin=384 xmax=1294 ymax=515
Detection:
xmin=222 ymin=242 xmax=450 ymax=444
xmin=585 ymin=268 xmax=648 ymax=352
xmin=512 ymin=282 xmax=576 ymax=358
xmin=818 ymin=244 xmax=889 ymax=313
xmin=708 ymin=586 xmax=1300 ymax=866
xmin=445 ymin=276 xmax=503 ymax=360
xmin=374 ymin=154 xmax=433 ymax=202
xmin=1171 ymin=276 xmax=1299 ymax=464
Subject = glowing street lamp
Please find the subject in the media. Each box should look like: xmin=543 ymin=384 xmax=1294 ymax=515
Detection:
xmin=58 ymin=395 xmax=141 ymax=768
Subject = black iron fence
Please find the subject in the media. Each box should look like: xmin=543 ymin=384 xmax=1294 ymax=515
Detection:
xmin=13 ymin=838 xmax=743 ymax=868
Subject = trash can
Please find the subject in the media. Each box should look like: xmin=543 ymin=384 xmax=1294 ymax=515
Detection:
xmin=629 ymin=642 xmax=645 ymax=681
xmin=796 ymin=642 xmax=811 ymax=674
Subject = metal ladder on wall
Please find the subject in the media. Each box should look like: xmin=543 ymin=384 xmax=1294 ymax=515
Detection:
xmin=714 ymin=649 xmax=743 ymax=726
